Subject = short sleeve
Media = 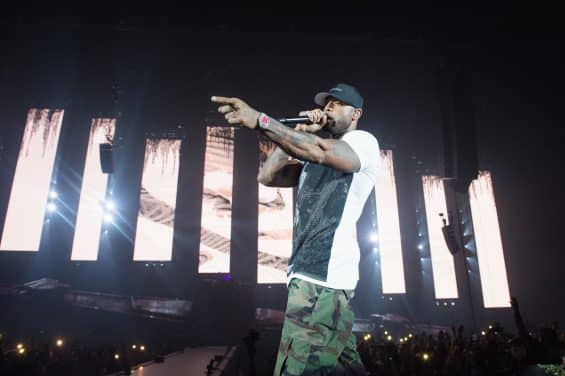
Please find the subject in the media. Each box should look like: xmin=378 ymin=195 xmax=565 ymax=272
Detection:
xmin=341 ymin=130 xmax=380 ymax=172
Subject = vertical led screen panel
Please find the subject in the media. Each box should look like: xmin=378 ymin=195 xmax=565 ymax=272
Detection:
xmin=1 ymin=109 xmax=64 ymax=251
xmin=70 ymin=119 xmax=116 ymax=260
xmin=133 ymin=139 xmax=182 ymax=261
xmin=199 ymin=127 xmax=235 ymax=273
xmin=422 ymin=176 xmax=458 ymax=299
xmin=469 ymin=171 xmax=511 ymax=308
xmin=374 ymin=150 xmax=406 ymax=293
xmin=257 ymin=142 xmax=294 ymax=283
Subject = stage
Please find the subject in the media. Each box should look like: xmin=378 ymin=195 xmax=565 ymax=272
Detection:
xmin=124 ymin=346 xmax=236 ymax=376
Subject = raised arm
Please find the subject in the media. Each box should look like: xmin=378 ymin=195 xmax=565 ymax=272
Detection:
xmin=211 ymin=96 xmax=361 ymax=173
xmin=257 ymin=147 xmax=303 ymax=187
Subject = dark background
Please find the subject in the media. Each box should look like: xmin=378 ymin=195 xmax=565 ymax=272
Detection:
xmin=0 ymin=3 xmax=563 ymax=340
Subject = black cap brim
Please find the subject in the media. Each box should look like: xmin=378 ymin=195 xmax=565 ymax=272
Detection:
xmin=314 ymin=92 xmax=331 ymax=106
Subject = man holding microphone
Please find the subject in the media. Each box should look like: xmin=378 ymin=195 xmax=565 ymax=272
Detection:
xmin=212 ymin=83 xmax=379 ymax=375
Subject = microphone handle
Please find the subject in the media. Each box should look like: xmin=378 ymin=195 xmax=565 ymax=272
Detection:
xmin=277 ymin=116 xmax=310 ymax=125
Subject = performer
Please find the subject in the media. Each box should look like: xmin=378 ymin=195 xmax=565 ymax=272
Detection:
xmin=211 ymin=83 xmax=379 ymax=375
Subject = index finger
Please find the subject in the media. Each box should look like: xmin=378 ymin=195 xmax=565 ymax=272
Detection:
xmin=211 ymin=96 xmax=239 ymax=105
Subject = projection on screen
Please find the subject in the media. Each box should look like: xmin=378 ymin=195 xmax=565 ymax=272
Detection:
xmin=257 ymin=140 xmax=294 ymax=283
xmin=0 ymin=109 xmax=64 ymax=252
xmin=133 ymin=139 xmax=182 ymax=261
xmin=469 ymin=171 xmax=511 ymax=308
xmin=422 ymin=175 xmax=458 ymax=299
xmin=199 ymin=127 xmax=235 ymax=273
xmin=70 ymin=118 xmax=116 ymax=260
xmin=374 ymin=150 xmax=406 ymax=294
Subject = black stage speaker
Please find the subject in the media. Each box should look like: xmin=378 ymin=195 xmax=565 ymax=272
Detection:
xmin=99 ymin=143 xmax=115 ymax=173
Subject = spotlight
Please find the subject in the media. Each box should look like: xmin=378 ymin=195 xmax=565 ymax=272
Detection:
xmin=451 ymin=302 xmax=455 ymax=306
xmin=104 ymin=213 xmax=113 ymax=223
xmin=481 ymin=331 xmax=486 ymax=336
xmin=105 ymin=200 xmax=116 ymax=211
xmin=417 ymin=243 xmax=424 ymax=250
xmin=140 ymin=345 xmax=145 ymax=351
xmin=369 ymin=232 xmax=378 ymax=243
xmin=408 ymin=334 xmax=413 ymax=338
xmin=18 ymin=348 xmax=25 ymax=355
xmin=49 ymin=191 xmax=58 ymax=199
xmin=47 ymin=202 xmax=57 ymax=212
xmin=17 ymin=343 xmax=23 ymax=350
xmin=114 ymin=354 xmax=120 ymax=360
xmin=132 ymin=345 xmax=137 ymax=349
xmin=56 ymin=339 xmax=63 ymax=347
xmin=386 ymin=335 xmax=392 ymax=341
xmin=422 ymin=353 xmax=429 ymax=361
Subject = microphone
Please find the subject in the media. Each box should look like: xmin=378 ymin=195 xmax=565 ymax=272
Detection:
xmin=277 ymin=116 xmax=310 ymax=125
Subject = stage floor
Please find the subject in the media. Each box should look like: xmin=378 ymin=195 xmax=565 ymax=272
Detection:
xmin=130 ymin=346 xmax=233 ymax=376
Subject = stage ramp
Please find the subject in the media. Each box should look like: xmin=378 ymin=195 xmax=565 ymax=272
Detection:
xmin=124 ymin=346 xmax=237 ymax=376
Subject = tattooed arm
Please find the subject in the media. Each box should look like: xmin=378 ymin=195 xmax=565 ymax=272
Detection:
xmin=257 ymin=147 xmax=303 ymax=187
xmin=211 ymin=96 xmax=361 ymax=173
xmin=258 ymin=117 xmax=360 ymax=173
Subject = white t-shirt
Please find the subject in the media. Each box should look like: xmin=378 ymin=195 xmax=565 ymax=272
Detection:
xmin=287 ymin=130 xmax=380 ymax=290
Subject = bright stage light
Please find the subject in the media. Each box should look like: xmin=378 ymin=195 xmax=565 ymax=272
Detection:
xmin=132 ymin=345 xmax=136 ymax=349
xmin=374 ymin=150 xmax=406 ymax=294
xmin=469 ymin=171 xmax=511 ymax=308
xmin=369 ymin=232 xmax=379 ymax=243
xmin=257 ymin=159 xmax=293 ymax=284
xmin=133 ymin=139 xmax=181 ymax=262
xmin=422 ymin=176 xmax=458 ymax=299
xmin=140 ymin=345 xmax=145 ymax=351
xmin=71 ymin=118 xmax=116 ymax=261
xmin=422 ymin=353 xmax=429 ymax=361
xmin=1 ymin=109 xmax=64 ymax=252
xmin=199 ymin=127 xmax=234 ymax=272
xmin=17 ymin=343 xmax=23 ymax=349
xmin=104 ymin=213 xmax=114 ymax=223
xmin=56 ymin=339 xmax=63 ymax=347
xmin=47 ymin=202 xmax=57 ymax=212
xmin=114 ymin=354 xmax=120 ymax=360
xmin=18 ymin=348 xmax=25 ymax=355
xmin=49 ymin=190 xmax=58 ymax=199
xmin=105 ymin=200 xmax=116 ymax=211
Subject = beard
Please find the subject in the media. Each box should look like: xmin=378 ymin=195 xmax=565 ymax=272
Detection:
xmin=325 ymin=116 xmax=349 ymax=137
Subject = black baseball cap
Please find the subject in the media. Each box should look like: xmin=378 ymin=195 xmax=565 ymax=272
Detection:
xmin=314 ymin=83 xmax=363 ymax=109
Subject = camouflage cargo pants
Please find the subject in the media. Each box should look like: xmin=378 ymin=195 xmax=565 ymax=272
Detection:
xmin=273 ymin=278 xmax=366 ymax=375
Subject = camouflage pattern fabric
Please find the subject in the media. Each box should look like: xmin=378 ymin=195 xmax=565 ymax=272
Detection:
xmin=273 ymin=278 xmax=366 ymax=375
